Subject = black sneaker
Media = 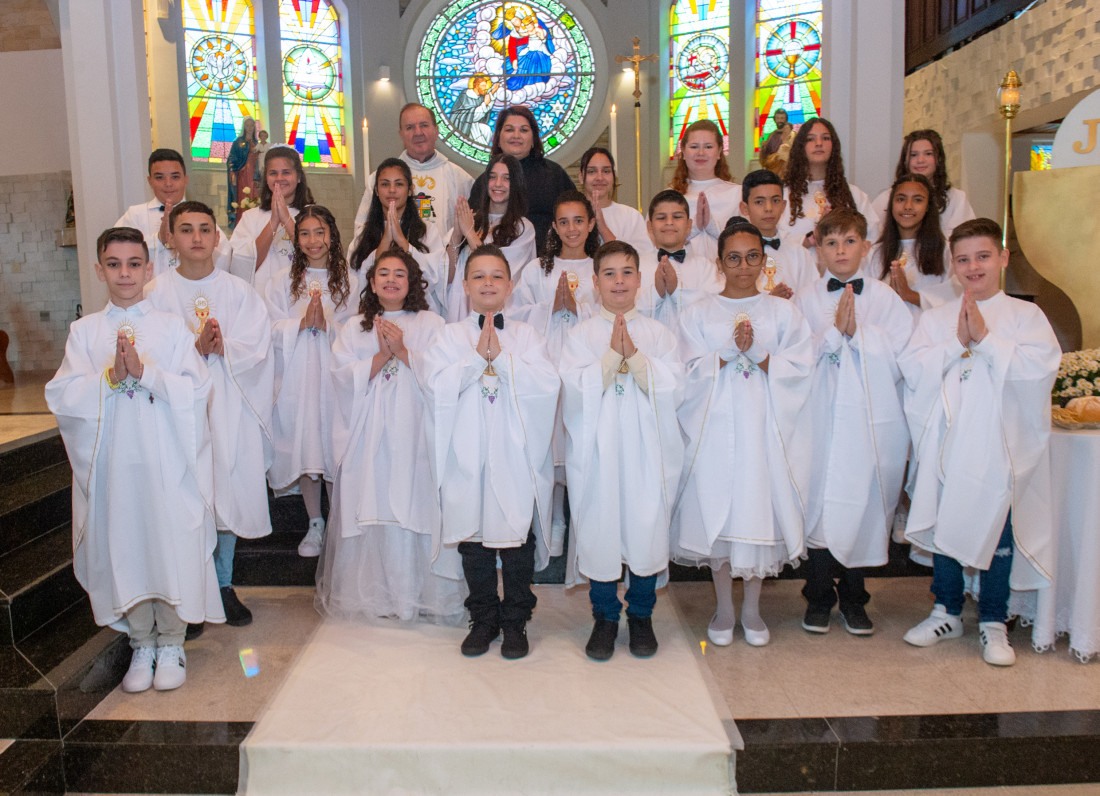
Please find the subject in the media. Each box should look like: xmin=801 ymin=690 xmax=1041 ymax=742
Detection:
xmin=220 ymin=586 xmax=253 ymax=627
xmin=839 ymin=604 xmax=874 ymax=636
xmin=461 ymin=622 xmax=500 ymax=657
xmin=627 ymin=616 xmax=658 ymax=658
xmin=802 ymin=607 xmax=831 ymax=634
xmin=500 ymin=624 xmax=529 ymax=660
xmin=185 ymin=622 xmax=205 ymax=641
xmin=585 ymin=619 xmax=618 ymax=661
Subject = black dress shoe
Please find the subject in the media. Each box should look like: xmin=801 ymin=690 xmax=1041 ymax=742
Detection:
xmin=627 ymin=615 xmax=658 ymax=657
xmin=185 ymin=622 xmax=205 ymax=641
xmin=500 ymin=624 xmax=529 ymax=660
xmin=461 ymin=622 xmax=500 ymax=657
xmin=585 ymin=619 xmax=618 ymax=661
xmin=220 ymin=586 xmax=253 ymax=626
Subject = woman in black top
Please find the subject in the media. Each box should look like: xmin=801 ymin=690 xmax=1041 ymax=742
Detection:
xmin=469 ymin=106 xmax=575 ymax=255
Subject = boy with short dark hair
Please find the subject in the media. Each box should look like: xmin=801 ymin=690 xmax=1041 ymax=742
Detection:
xmin=901 ymin=218 xmax=1060 ymax=666
xmin=419 ymin=244 xmax=558 ymax=660
xmin=793 ymin=208 xmax=913 ymax=636
xmin=145 ymin=201 xmax=274 ymax=635
xmin=739 ymin=168 xmax=818 ymax=297
xmin=641 ymin=190 xmax=724 ymax=329
xmin=115 ymin=149 xmax=232 ymax=276
xmin=560 ymin=240 xmax=685 ymax=661
xmin=46 ymin=227 xmax=224 ymax=693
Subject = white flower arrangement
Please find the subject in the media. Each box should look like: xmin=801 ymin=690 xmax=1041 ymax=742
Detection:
xmin=1053 ymin=349 xmax=1100 ymax=405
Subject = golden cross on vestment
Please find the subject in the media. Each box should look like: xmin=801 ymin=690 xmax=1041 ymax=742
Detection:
xmin=615 ymin=37 xmax=657 ymax=101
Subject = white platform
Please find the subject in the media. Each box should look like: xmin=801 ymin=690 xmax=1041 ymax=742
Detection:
xmin=240 ymin=586 xmax=735 ymax=795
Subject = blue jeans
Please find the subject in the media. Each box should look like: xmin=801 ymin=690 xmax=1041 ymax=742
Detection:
xmin=589 ymin=571 xmax=658 ymax=621
xmin=214 ymin=531 xmax=237 ymax=589
xmin=932 ymin=513 xmax=1014 ymax=624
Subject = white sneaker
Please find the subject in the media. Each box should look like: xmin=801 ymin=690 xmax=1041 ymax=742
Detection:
xmin=706 ymin=614 xmax=734 ymax=646
xmin=979 ymin=622 xmax=1016 ymax=666
xmin=904 ymin=604 xmax=963 ymax=647
xmin=298 ymin=518 xmax=325 ymax=558
xmin=153 ymin=645 xmax=187 ymax=690
xmin=121 ymin=646 xmax=157 ymax=693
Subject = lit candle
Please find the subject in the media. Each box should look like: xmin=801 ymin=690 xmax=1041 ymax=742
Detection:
xmin=362 ymin=118 xmax=370 ymax=173
xmin=610 ymin=104 xmax=619 ymax=168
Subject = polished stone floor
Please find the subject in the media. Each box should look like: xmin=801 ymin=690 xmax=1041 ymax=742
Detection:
xmin=81 ymin=579 xmax=1097 ymax=726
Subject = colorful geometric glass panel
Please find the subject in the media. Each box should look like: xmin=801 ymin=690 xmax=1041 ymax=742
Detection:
xmin=754 ymin=0 xmax=823 ymax=153
xmin=414 ymin=0 xmax=597 ymax=164
xmin=183 ymin=0 xmax=260 ymax=162
xmin=1031 ymin=143 xmax=1052 ymax=171
xmin=280 ymin=0 xmax=346 ymax=169
xmin=669 ymin=0 xmax=731 ymax=159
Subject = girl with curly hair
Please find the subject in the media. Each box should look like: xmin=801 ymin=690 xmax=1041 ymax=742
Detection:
xmin=264 ymin=205 xmax=360 ymax=558
xmin=870 ymin=130 xmax=975 ymax=238
xmin=780 ymin=117 xmax=879 ymax=245
xmin=670 ymin=119 xmax=743 ymax=262
xmin=445 ymin=153 xmax=536 ymax=320
xmin=349 ymin=157 xmax=447 ymax=315
xmin=318 ymin=249 xmax=466 ymax=624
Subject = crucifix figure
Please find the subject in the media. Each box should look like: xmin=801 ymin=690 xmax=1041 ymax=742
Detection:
xmin=615 ymin=36 xmax=657 ymax=210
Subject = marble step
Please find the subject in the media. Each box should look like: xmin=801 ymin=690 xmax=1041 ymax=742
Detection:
xmin=0 ymin=524 xmax=85 ymax=646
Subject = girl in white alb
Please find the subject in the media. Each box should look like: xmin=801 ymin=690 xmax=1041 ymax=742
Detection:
xmin=670 ymin=119 xmax=743 ymax=264
xmin=264 ymin=205 xmax=359 ymax=557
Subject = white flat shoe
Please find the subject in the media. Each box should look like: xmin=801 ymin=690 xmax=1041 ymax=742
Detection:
xmin=742 ymin=623 xmax=770 ymax=647
xmin=706 ymin=614 xmax=734 ymax=646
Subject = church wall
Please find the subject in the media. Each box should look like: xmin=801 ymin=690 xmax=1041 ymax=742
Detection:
xmin=0 ymin=5 xmax=79 ymax=373
xmin=903 ymin=0 xmax=1100 ymax=219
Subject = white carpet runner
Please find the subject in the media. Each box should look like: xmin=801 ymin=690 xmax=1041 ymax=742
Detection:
xmin=239 ymin=585 xmax=734 ymax=794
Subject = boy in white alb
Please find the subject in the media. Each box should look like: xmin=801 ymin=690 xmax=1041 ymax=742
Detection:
xmin=560 ymin=241 xmax=685 ymax=661
xmin=640 ymin=190 xmax=724 ymax=330
xmin=145 ymin=201 xmax=274 ymax=633
xmin=115 ymin=149 xmax=232 ymax=277
xmin=418 ymin=244 xmax=558 ymax=660
xmin=46 ymin=227 xmax=224 ymax=694
xmin=901 ymin=218 xmax=1060 ymax=666
xmin=793 ymin=209 xmax=913 ymax=635
xmin=738 ymin=169 xmax=819 ymax=295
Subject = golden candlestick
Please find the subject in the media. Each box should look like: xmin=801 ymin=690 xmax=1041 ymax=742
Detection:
xmin=997 ymin=69 xmax=1023 ymax=291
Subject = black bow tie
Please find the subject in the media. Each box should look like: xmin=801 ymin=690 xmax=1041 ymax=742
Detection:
xmin=657 ymin=248 xmax=686 ymax=263
xmin=478 ymin=313 xmax=505 ymax=330
xmin=157 ymin=205 xmax=165 ymax=212
xmin=763 ymin=237 xmax=780 ymax=250
xmin=827 ymin=277 xmax=863 ymax=295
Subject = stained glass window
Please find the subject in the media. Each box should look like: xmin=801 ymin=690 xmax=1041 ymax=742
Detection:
xmin=1031 ymin=143 xmax=1052 ymax=171
xmin=279 ymin=0 xmax=346 ymax=168
xmin=414 ymin=0 xmax=597 ymax=164
xmin=754 ymin=0 xmax=823 ymax=154
xmin=669 ymin=0 xmax=731 ymax=159
xmin=183 ymin=0 xmax=260 ymax=162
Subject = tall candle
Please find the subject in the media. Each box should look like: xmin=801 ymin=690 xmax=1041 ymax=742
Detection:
xmin=610 ymin=104 xmax=619 ymax=168
xmin=362 ymin=118 xmax=370 ymax=173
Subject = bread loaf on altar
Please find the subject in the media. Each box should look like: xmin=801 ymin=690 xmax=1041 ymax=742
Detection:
xmin=1053 ymin=396 xmax=1100 ymax=425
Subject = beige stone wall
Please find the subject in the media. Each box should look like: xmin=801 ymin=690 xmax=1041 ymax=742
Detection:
xmin=0 ymin=0 xmax=60 ymax=52
xmin=904 ymin=0 xmax=1100 ymax=200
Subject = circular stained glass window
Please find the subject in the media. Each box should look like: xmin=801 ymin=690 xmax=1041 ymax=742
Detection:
xmin=414 ymin=0 xmax=597 ymax=164
xmin=282 ymin=43 xmax=337 ymax=102
xmin=189 ymin=35 xmax=249 ymax=95
xmin=675 ymin=33 xmax=729 ymax=93
xmin=763 ymin=18 xmax=822 ymax=82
